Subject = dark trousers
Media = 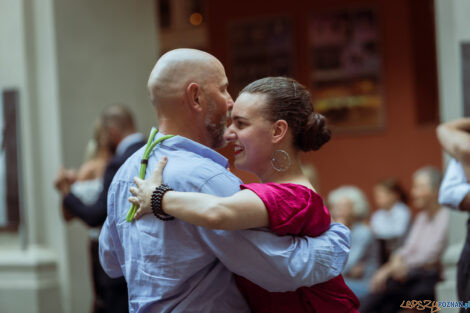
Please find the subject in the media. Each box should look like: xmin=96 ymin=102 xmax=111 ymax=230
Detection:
xmin=458 ymin=224 xmax=470 ymax=313
xmin=90 ymin=240 xmax=129 ymax=313
xmin=360 ymin=269 xmax=440 ymax=313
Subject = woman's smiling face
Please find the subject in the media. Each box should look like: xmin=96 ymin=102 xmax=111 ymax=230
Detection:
xmin=224 ymin=92 xmax=275 ymax=176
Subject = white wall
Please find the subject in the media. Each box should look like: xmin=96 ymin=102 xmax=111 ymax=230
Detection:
xmin=54 ymin=0 xmax=159 ymax=168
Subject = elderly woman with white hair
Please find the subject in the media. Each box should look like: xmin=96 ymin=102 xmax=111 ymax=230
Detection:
xmin=328 ymin=186 xmax=380 ymax=301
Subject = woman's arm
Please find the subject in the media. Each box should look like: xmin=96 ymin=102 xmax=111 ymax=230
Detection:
xmin=130 ymin=157 xmax=269 ymax=230
xmin=162 ymin=189 xmax=269 ymax=230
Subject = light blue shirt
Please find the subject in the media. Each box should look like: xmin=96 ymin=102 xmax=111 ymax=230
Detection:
xmin=439 ymin=158 xmax=470 ymax=209
xmin=99 ymin=131 xmax=351 ymax=313
xmin=370 ymin=202 xmax=411 ymax=240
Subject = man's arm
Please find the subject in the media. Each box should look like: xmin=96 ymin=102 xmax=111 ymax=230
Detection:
xmin=437 ymin=118 xmax=470 ymax=180
xmin=195 ymin=173 xmax=350 ymax=292
xmin=98 ymin=187 xmax=123 ymax=278
xmin=99 ymin=217 xmax=123 ymax=278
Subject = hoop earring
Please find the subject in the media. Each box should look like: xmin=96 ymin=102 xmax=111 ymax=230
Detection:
xmin=271 ymin=150 xmax=291 ymax=172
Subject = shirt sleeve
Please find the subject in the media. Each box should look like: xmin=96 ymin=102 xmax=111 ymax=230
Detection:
xmin=439 ymin=159 xmax=470 ymax=209
xmin=98 ymin=186 xmax=123 ymax=278
xmin=240 ymin=183 xmax=331 ymax=237
xmin=197 ymin=174 xmax=351 ymax=292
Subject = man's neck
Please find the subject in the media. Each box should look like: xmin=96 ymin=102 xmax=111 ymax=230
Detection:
xmin=159 ymin=121 xmax=210 ymax=147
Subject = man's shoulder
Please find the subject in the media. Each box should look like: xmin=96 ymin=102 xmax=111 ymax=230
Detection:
xmin=159 ymin=151 xmax=241 ymax=193
xmin=111 ymin=144 xmax=241 ymax=192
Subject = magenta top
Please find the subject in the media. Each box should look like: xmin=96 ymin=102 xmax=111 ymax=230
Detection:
xmin=235 ymin=183 xmax=359 ymax=313
xmin=241 ymin=183 xmax=331 ymax=237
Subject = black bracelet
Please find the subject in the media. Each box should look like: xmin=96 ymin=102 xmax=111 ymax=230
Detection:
xmin=151 ymin=184 xmax=174 ymax=221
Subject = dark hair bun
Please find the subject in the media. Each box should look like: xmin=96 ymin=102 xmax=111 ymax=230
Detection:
xmin=298 ymin=113 xmax=331 ymax=152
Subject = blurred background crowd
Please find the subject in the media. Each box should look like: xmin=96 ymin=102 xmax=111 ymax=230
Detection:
xmin=1 ymin=0 xmax=470 ymax=312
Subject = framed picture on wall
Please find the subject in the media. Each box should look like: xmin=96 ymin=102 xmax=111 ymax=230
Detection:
xmin=0 ymin=89 xmax=21 ymax=231
xmin=309 ymin=7 xmax=384 ymax=132
xmin=463 ymin=42 xmax=470 ymax=117
xmin=228 ymin=16 xmax=294 ymax=94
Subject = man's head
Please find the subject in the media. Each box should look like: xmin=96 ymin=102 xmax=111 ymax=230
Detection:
xmin=411 ymin=166 xmax=442 ymax=211
xmin=147 ymin=48 xmax=233 ymax=148
xmin=101 ymin=104 xmax=136 ymax=153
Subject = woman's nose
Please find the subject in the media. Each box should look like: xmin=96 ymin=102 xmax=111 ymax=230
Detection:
xmin=224 ymin=125 xmax=236 ymax=142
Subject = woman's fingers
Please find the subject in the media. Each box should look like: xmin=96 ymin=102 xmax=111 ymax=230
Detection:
xmin=134 ymin=208 xmax=144 ymax=220
xmin=128 ymin=196 xmax=140 ymax=205
xmin=129 ymin=187 xmax=138 ymax=196
xmin=134 ymin=206 xmax=152 ymax=220
xmin=149 ymin=156 xmax=168 ymax=184
xmin=133 ymin=177 xmax=144 ymax=188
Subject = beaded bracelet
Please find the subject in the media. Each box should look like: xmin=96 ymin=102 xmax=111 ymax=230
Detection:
xmin=151 ymin=184 xmax=174 ymax=221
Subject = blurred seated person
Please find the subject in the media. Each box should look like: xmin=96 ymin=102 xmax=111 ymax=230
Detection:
xmin=361 ymin=167 xmax=448 ymax=313
xmin=370 ymin=178 xmax=411 ymax=263
xmin=328 ymin=186 xmax=379 ymax=301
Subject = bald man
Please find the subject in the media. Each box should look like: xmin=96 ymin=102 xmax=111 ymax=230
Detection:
xmin=99 ymin=49 xmax=350 ymax=312
xmin=55 ymin=104 xmax=145 ymax=313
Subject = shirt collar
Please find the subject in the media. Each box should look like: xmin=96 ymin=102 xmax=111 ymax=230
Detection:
xmin=151 ymin=128 xmax=229 ymax=169
xmin=116 ymin=132 xmax=145 ymax=156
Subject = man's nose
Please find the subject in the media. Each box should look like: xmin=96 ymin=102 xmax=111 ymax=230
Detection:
xmin=226 ymin=95 xmax=234 ymax=112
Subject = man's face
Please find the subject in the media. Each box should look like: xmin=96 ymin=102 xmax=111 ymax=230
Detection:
xmin=411 ymin=174 xmax=435 ymax=210
xmin=202 ymin=66 xmax=234 ymax=149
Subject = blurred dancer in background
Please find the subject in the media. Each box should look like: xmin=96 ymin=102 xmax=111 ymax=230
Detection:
xmin=437 ymin=118 xmax=470 ymax=313
xmin=55 ymin=104 xmax=144 ymax=313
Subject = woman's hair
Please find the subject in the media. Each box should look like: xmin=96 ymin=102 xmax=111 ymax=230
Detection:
xmin=328 ymin=185 xmax=370 ymax=220
xmin=240 ymin=77 xmax=331 ymax=152
xmin=375 ymin=178 xmax=408 ymax=204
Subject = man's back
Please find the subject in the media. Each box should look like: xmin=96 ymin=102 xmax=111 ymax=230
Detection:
xmin=101 ymin=133 xmax=249 ymax=312
xmin=100 ymin=132 xmax=351 ymax=313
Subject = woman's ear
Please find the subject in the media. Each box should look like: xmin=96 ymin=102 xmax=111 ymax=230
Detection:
xmin=271 ymin=119 xmax=288 ymax=144
xmin=185 ymin=82 xmax=203 ymax=112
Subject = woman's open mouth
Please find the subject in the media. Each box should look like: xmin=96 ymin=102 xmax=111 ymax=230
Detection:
xmin=234 ymin=144 xmax=244 ymax=156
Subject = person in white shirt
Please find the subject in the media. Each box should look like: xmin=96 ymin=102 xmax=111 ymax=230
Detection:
xmin=370 ymin=178 xmax=411 ymax=263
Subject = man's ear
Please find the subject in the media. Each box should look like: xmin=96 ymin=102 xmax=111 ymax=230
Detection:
xmin=272 ymin=120 xmax=288 ymax=144
xmin=186 ymin=82 xmax=203 ymax=112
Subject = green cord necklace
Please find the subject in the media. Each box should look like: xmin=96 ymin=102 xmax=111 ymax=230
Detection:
xmin=126 ymin=128 xmax=174 ymax=222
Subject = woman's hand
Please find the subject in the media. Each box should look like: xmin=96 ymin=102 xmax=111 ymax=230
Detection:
xmin=129 ymin=156 xmax=168 ymax=219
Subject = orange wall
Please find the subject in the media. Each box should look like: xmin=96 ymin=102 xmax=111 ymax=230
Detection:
xmin=208 ymin=0 xmax=442 ymax=210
